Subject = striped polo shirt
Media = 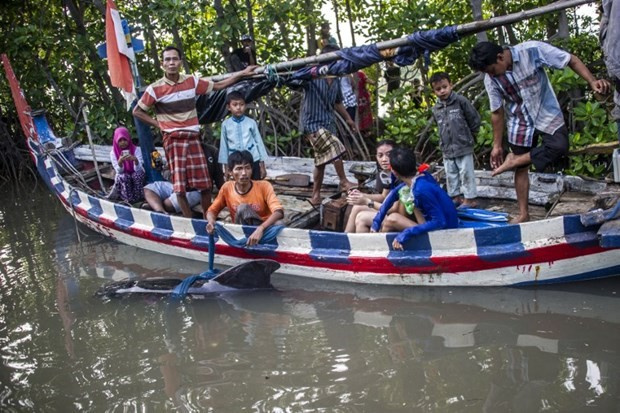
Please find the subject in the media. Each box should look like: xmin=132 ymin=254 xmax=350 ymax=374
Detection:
xmin=301 ymin=77 xmax=343 ymax=134
xmin=484 ymin=41 xmax=570 ymax=147
xmin=138 ymin=74 xmax=213 ymax=133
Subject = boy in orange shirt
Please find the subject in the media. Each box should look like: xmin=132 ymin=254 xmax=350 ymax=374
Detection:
xmin=206 ymin=150 xmax=284 ymax=246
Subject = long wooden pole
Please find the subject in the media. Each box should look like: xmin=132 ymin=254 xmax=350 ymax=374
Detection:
xmin=211 ymin=0 xmax=595 ymax=81
xmin=82 ymin=104 xmax=107 ymax=192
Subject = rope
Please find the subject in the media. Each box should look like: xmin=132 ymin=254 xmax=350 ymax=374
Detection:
xmin=171 ymin=233 xmax=220 ymax=299
xmin=43 ymin=144 xmax=101 ymax=196
xmin=215 ymin=222 xmax=285 ymax=248
xmin=264 ymin=64 xmax=285 ymax=86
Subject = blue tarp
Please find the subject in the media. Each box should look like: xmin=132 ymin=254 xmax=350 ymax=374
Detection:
xmin=290 ymin=26 xmax=459 ymax=81
xmin=196 ymin=25 xmax=460 ymax=123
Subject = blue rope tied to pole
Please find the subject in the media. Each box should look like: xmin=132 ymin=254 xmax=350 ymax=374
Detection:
xmin=215 ymin=223 xmax=285 ymax=247
xmin=264 ymin=64 xmax=287 ymax=86
xmin=171 ymin=233 xmax=220 ymax=299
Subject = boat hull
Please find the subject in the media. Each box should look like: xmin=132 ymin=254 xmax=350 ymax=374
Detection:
xmin=34 ymin=140 xmax=620 ymax=286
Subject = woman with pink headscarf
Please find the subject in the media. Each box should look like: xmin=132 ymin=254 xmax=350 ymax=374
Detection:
xmin=110 ymin=126 xmax=145 ymax=203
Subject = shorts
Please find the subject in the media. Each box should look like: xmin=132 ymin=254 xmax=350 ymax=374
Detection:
xmin=509 ymin=126 xmax=569 ymax=172
xmin=144 ymin=181 xmax=202 ymax=213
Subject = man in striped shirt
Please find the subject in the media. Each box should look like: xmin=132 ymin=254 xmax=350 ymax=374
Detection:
xmin=469 ymin=41 xmax=610 ymax=223
xmin=300 ymin=45 xmax=358 ymax=206
xmin=133 ymin=46 xmax=255 ymax=218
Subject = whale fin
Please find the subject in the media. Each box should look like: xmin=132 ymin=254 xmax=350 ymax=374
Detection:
xmin=97 ymin=259 xmax=280 ymax=297
xmin=212 ymin=259 xmax=280 ymax=289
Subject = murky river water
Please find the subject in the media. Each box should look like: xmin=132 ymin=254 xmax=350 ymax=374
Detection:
xmin=1 ymin=184 xmax=619 ymax=412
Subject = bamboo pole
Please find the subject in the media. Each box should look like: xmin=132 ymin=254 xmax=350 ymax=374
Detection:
xmin=82 ymin=104 xmax=107 ymax=192
xmin=211 ymin=0 xmax=595 ymax=81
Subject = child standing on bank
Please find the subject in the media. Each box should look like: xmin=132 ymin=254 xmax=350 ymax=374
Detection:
xmin=430 ymin=72 xmax=481 ymax=208
xmin=219 ymin=91 xmax=269 ymax=180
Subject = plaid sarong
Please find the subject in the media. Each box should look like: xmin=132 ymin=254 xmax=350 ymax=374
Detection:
xmin=163 ymin=131 xmax=211 ymax=193
xmin=306 ymin=127 xmax=346 ymax=166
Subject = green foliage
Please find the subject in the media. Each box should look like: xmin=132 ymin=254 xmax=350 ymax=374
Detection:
xmin=548 ymin=67 xmax=586 ymax=92
xmin=475 ymin=115 xmax=494 ymax=151
xmin=382 ymin=86 xmax=435 ymax=148
xmin=0 ymin=0 xmax=614 ymax=182
xmin=566 ymin=101 xmax=617 ymax=177
xmin=263 ymin=130 xmax=303 ymax=156
xmin=567 ymin=153 xmax=607 ymax=177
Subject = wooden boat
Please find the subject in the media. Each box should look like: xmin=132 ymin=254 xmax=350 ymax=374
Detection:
xmin=4 ymin=34 xmax=620 ymax=287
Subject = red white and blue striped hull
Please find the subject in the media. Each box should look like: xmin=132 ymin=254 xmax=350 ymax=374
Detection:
xmin=34 ymin=140 xmax=620 ymax=286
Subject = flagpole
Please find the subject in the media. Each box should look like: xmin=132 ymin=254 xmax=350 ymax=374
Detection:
xmin=209 ymin=0 xmax=594 ymax=82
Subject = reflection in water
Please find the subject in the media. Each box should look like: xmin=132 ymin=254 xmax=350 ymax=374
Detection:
xmin=0 ymin=186 xmax=619 ymax=411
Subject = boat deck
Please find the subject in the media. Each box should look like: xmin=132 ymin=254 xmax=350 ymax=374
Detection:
xmin=69 ymin=145 xmax=620 ymax=230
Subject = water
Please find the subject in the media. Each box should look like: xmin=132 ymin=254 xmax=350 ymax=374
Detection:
xmin=1 ymin=184 xmax=619 ymax=412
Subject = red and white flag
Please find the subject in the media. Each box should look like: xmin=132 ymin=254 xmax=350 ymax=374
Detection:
xmin=106 ymin=0 xmax=136 ymax=110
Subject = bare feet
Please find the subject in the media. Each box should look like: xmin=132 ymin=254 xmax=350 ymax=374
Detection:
xmin=509 ymin=214 xmax=530 ymax=224
xmin=339 ymin=180 xmax=357 ymax=193
xmin=491 ymin=153 xmax=517 ymax=176
xmin=460 ymin=199 xmax=478 ymax=208
xmin=308 ymin=196 xmax=322 ymax=207
xmin=452 ymin=195 xmax=463 ymax=206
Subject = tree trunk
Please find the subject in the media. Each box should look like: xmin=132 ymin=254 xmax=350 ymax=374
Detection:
xmin=496 ymin=22 xmax=506 ymax=45
xmin=170 ymin=25 xmax=191 ymax=73
xmin=36 ymin=57 xmax=78 ymax=119
xmin=505 ymin=24 xmax=518 ymax=44
xmin=144 ymin=22 xmax=161 ymax=69
xmin=493 ymin=1 xmax=518 ymax=44
xmin=213 ymin=0 xmax=234 ymax=70
xmin=558 ymin=10 xmax=570 ymax=39
xmin=62 ymin=0 xmax=118 ymax=107
xmin=91 ymin=0 xmax=105 ymax=16
xmin=140 ymin=0 xmax=160 ymax=69
xmin=469 ymin=0 xmax=488 ymax=43
xmin=332 ymin=0 xmax=343 ymax=47
xmin=345 ymin=0 xmax=356 ymax=47
xmin=278 ymin=20 xmax=293 ymax=58
xmin=305 ymin=0 xmax=317 ymax=56
xmin=245 ymin=0 xmax=255 ymax=39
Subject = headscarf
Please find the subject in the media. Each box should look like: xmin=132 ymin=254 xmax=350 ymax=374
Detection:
xmin=112 ymin=127 xmax=137 ymax=174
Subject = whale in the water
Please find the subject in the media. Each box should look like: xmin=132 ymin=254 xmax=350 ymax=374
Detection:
xmin=96 ymin=259 xmax=280 ymax=298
